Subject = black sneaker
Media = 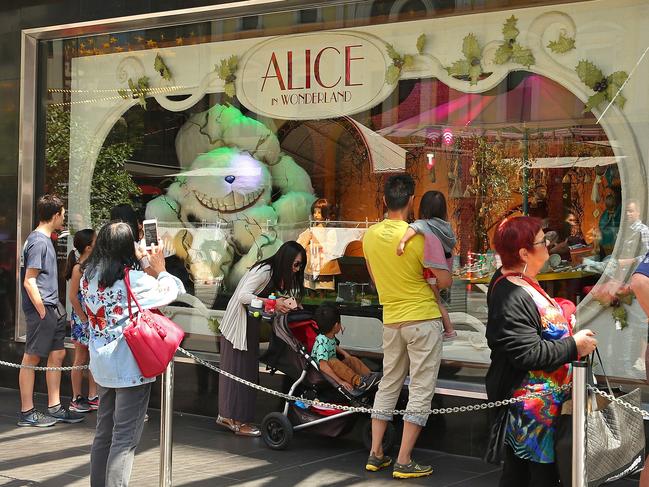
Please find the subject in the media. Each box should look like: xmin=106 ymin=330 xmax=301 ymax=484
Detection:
xmin=392 ymin=460 xmax=433 ymax=479
xmin=48 ymin=406 xmax=85 ymax=424
xmin=353 ymin=373 xmax=382 ymax=396
xmin=17 ymin=409 xmax=56 ymax=428
xmin=69 ymin=395 xmax=92 ymax=413
xmin=365 ymin=453 xmax=392 ymax=472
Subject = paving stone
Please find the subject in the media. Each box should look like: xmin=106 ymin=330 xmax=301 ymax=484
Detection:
xmin=0 ymin=387 xmax=640 ymax=486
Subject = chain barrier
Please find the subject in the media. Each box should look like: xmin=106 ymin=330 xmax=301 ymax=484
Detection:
xmin=177 ymin=346 xmax=571 ymax=416
xmin=589 ymin=385 xmax=649 ymax=420
xmin=0 ymin=360 xmax=88 ymax=372
xmin=0 ymin=348 xmax=573 ymax=416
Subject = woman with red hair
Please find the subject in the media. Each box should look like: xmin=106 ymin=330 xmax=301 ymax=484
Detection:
xmin=485 ymin=216 xmax=598 ymax=486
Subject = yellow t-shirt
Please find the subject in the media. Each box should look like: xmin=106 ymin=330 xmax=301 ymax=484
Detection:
xmin=362 ymin=219 xmax=441 ymax=324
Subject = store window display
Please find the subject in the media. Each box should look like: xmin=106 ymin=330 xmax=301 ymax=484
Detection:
xmin=546 ymin=211 xmax=587 ymax=262
xmin=297 ymin=199 xmax=342 ymax=295
xmin=598 ymin=192 xmax=622 ymax=258
xmin=30 ymin=0 xmax=649 ymax=385
xmin=144 ymin=104 xmax=317 ymax=303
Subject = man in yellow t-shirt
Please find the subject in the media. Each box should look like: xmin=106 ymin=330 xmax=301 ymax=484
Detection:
xmin=362 ymin=174 xmax=451 ymax=479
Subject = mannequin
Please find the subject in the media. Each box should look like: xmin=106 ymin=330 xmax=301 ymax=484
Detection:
xmin=297 ymin=198 xmax=342 ymax=296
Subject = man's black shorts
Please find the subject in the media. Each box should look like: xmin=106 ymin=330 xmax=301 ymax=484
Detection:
xmin=24 ymin=303 xmax=66 ymax=358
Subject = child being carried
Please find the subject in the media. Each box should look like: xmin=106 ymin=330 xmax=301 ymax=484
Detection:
xmin=312 ymin=303 xmax=381 ymax=396
xmin=397 ymin=190 xmax=458 ymax=341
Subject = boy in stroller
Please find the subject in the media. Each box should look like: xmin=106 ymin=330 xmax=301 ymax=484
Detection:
xmin=312 ymin=303 xmax=381 ymax=396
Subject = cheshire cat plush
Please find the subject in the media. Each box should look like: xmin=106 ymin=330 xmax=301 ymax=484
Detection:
xmin=146 ymin=104 xmax=315 ymax=303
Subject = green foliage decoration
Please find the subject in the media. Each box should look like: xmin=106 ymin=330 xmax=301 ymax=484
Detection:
xmin=384 ymin=43 xmax=415 ymax=85
xmin=384 ymin=35 xmax=427 ymax=85
xmin=207 ymin=316 xmax=221 ymax=335
xmin=465 ymin=136 xmax=520 ymax=252
xmin=416 ymin=34 xmax=427 ymax=55
xmin=45 ymin=106 xmax=142 ymax=229
xmin=592 ymin=284 xmax=634 ymax=329
xmin=45 ymin=106 xmax=74 ymax=200
xmin=90 ymin=143 xmax=142 ymax=227
xmin=493 ymin=16 xmax=535 ymax=68
xmin=575 ymin=60 xmax=628 ymax=112
xmin=216 ymin=55 xmax=239 ymax=99
xmin=446 ymin=33 xmax=484 ymax=85
xmin=547 ymin=33 xmax=575 ymax=54
xmin=154 ymin=53 xmax=172 ymax=81
xmin=117 ymin=76 xmax=150 ymax=109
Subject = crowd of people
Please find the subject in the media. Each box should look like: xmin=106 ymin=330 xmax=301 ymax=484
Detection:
xmin=17 ymin=175 xmax=649 ymax=485
xmin=19 ymin=196 xmax=184 ymax=486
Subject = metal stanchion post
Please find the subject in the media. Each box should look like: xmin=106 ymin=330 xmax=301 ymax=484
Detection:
xmin=160 ymin=361 xmax=174 ymax=487
xmin=572 ymin=361 xmax=588 ymax=487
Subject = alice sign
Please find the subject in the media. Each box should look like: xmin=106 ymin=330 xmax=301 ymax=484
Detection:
xmin=237 ymin=31 xmax=393 ymax=120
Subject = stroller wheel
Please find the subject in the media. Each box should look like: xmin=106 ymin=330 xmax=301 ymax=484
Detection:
xmin=361 ymin=417 xmax=396 ymax=453
xmin=261 ymin=412 xmax=294 ymax=450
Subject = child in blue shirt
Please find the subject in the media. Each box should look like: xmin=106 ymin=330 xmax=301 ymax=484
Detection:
xmin=312 ymin=302 xmax=381 ymax=395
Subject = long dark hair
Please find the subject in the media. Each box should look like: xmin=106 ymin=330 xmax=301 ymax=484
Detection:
xmin=65 ymin=228 xmax=96 ymax=280
xmin=253 ymin=241 xmax=306 ymax=300
xmin=419 ymin=190 xmax=447 ymax=221
xmin=110 ymin=204 xmax=140 ymax=241
xmin=84 ymin=222 xmax=141 ymax=288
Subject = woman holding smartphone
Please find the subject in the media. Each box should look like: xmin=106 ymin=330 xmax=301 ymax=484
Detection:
xmin=217 ymin=241 xmax=306 ymax=436
xmin=82 ymin=222 xmax=184 ymax=486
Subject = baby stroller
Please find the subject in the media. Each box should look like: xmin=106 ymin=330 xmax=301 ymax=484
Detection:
xmin=258 ymin=310 xmax=397 ymax=450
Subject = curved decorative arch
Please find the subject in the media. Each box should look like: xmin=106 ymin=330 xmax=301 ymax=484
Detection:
xmin=68 ymin=8 xmax=646 ymax=329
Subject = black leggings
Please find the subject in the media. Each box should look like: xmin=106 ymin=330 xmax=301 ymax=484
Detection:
xmin=500 ymin=446 xmax=560 ymax=487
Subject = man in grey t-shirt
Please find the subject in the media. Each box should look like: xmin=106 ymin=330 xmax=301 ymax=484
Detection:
xmin=18 ymin=195 xmax=84 ymax=427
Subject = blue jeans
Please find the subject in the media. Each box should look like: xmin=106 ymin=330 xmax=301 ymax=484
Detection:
xmin=90 ymin=383 xmax=151 ymax=487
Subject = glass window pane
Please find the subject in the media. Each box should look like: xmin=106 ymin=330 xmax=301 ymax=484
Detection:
xmin=31 ymin=0 xmax=647 ymax=389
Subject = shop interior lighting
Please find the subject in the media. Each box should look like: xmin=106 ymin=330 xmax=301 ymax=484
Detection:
xmin=442 ymin=128 xmax=454 ymax=145
xmin=426 ymin=152 xmax=435 ymax=170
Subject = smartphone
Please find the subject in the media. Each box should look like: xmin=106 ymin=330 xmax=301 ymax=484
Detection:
xmin=142 ymin=219 xmax=159 ymax=248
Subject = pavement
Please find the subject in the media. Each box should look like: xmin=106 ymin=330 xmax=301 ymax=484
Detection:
xmin=0 ymin=387 xmax=641 ymax=486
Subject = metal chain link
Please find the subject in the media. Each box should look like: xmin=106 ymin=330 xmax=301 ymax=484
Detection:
xmin=0 ymin=348 xmax=574 ymax=416
xmin=178 ymin=346 xmax=572 ymax=416
xmin=0 ymin=360 xmax=88 ymax=372
xmin=589 ymin=385 xmax=649 ymax=420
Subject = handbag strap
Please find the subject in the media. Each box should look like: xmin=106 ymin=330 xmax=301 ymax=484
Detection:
xmin=590 ymin=347 xmax=614 ymax=395
xmin=124 ymin=268 xmax=144 ymax=319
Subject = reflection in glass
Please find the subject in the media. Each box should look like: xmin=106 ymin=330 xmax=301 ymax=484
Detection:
xmin=34 ymin=6 xmax=639 ymax=384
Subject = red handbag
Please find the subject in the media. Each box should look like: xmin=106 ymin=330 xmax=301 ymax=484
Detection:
xmin=123 ymin=269 xmax=185 ymax=378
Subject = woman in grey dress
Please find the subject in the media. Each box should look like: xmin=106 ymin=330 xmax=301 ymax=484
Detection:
xmin=217 ymin=241 xmax=306 ymax=436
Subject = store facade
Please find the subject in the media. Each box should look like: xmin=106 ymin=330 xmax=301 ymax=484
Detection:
xmin=3 ymin=0 xmax=649 ymax=455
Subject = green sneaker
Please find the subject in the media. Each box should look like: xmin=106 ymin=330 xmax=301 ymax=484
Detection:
xmin=365 ymin=453 xmax=393 ymax=472
xmin=392 ymin=460 xmax=433 ymax=479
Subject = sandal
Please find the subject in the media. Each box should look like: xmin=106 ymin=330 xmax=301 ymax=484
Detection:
xmin=216 ymin=416 xmax=261 ymax=437
xmin=235 ymin=423 xmax=261 ymax=437
xmin=216 ymin=415 xmax=239 ymax=433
